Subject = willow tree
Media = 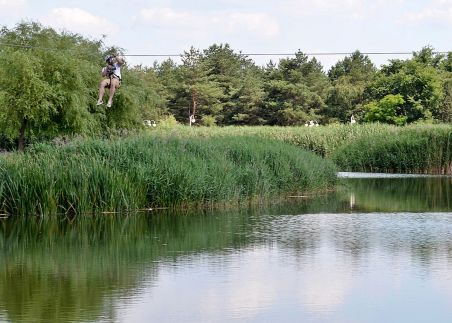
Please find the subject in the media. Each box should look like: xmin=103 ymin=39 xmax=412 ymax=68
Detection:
xmin=0 ymin=51 xmax=53 ymax=151
xmin=0 ymin=22 xmax=102 ymax=150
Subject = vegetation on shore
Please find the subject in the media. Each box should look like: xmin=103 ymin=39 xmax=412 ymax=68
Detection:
xmin=332 ymin=124 xmax=452 ymax=173
xmin=148 ymin=122 xmax=397 ymax=157
xmin=2 ymin=122 xmax=451 ymax=214
xmin=1 ymin=22 xmax=452 ymax=215
xmin=1 ymin=123 xmax=451 ymax=216
xmin=147 ymin=123 xmax=452 ymax=174
xmin=0 ymin=135 xmax=337 ymax=216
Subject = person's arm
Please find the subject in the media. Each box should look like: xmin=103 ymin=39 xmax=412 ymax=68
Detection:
xmin=114 ymin=56 xmax=125 ymax=66
xmin=101 ymin=66 xmax=108 ymax=77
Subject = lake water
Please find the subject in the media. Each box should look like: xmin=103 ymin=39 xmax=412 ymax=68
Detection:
xmin=1 ymin=174 xmax=452 ymax=322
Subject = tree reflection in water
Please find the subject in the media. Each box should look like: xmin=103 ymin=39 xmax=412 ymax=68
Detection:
xmin=0 ymin=176 xmax=451 ymax=322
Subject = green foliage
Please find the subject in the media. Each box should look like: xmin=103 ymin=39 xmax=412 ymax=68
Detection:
xmin=263 ymin=52 xmax=329 ymax=125
xmin=231 ymin=68 xmax=267 ymax=125
xmin=364 ymin=94 xmax=407 ymax=125
xmin=157 ymin=115 xmax=179 ymax=128
xmin=119 ymin=65 xmax=166 ymax=123
xmin=0 ymin=50 xmax=53 ymax=137
xmin=438 ymin=77 xmax=452 ymax=122
xmin=441 ymin=53 xmax=452 ymax=72
xmin=0 ymin=22 xmax=104 ymax=149
xmin=160 ymin=44 xmax=267 ymax=126
xmin=202 ymin=44 xmax=264 ymax=124
xmin=180 ymin=47 xmax=224 ymax=118
xmin=412 ymin=46 xmax=443 ymax=68
xmin=145 ymin=123 xmax=393 ymax=159
xmin=325 ymin=51 xmax=376 ymax=123
xmin=201 ymin=115 xmax=217 ymax=126
xmin=328 ymin=50 xmax=376 ymax=82
xmin=368 ymin=48 xmax=444 ymax=123
xmin=159 ymin=47 xmax=225 ymax=123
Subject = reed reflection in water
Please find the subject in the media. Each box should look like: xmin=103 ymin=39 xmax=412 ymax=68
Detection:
xmin=0 ymin=176 xmax=452 ymax=322
xmin=340 ymin=174 xmax=452 ymax=212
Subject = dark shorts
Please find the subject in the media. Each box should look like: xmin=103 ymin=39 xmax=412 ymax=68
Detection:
xmin=106 ymin=75 xmax=121 ymax=88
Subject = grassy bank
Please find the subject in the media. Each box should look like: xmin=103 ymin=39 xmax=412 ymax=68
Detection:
xmin=148 ymin=124 xmax=452 ymax=174
xmin=1 ymin=123 xmax=450 ymax=216
xmin=147 ymin=123 xmax=398 ymax=157
xmin=0 ymin=135 xmax=337 ymax=216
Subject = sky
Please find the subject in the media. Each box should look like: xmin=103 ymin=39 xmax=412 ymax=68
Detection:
xmin=1 ymin=0 xmax=451 ymax=70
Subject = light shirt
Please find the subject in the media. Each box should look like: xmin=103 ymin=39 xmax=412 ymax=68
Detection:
xmin=113 ymin=63 xmax=121 ymax=79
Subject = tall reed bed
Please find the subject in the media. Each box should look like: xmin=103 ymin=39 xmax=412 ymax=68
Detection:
xmin=149 ymin=123 xmax=399 ymax=157
xmin=150 ymin=124 xmax=452 ymax=173
xmin=331 ymin=125 xmax=452 ymax=173
xmin=0 ymin=136 xmax=337 ymax=216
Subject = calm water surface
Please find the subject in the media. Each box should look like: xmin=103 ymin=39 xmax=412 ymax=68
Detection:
xmin=1 ymin=174 xmax=452 ymax=322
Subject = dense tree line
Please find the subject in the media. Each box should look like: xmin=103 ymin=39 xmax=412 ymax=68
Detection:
xmin=162 ymin=45 xmax=452 ymax=127
xmin=1 ymin=22 xmax=452 ymax=149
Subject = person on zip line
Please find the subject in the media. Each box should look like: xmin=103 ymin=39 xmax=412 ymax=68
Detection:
xmin=96 ymin=55 xmax=125 ymax=108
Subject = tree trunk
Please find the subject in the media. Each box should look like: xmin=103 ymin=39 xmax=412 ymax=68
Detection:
xmin=191 ymin=91 xmax=197 ymax=118
xmin=18 ymin=117 xmax=27 ymax=151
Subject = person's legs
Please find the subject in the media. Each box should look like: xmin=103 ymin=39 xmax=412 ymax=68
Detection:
xmin=97 ymin=79 xmax=110 ymax=105
xmin=107 ymin=78 xmax=120 ymax=107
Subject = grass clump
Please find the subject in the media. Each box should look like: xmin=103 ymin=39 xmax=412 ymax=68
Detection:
xmin=0 ymin=135 xmax=337 ymax=216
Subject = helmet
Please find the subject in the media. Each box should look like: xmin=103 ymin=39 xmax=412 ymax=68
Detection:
xmin=105 ymin=55 xmax=114 ymax=65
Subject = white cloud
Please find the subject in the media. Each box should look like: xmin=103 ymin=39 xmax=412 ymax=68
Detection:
xmin=400 ymin=0 xmax=452 ymax=24
xmin=139 ymin=7 xmax=193 ymax=26
xmin=228 ymin=13 xmax=279 ymax=37
xmin=0 ymin=0 xmax=27 ymax=16
xmin=280 ymin=0 xmax=364 ymax=16
xmin=138 ymin=7 xmax=279 ymax=39
xmin=279 ymin=0 xmax=406 ymax=20
xmin=0 ymin=0 xmax=26 ymax=9
xmin=43 ymin=8 xmax=118 ymax=38
xmin=403 ymin=8 xmax=452 ymax=23
xmin=400 ymin=5 xmax=452 ymax=24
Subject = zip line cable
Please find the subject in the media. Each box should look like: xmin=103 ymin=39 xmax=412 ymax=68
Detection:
xmin=110 ymin=51 xmax=452 ymax=57
xmin=1 ymin=41 xmax=451 ymax=58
